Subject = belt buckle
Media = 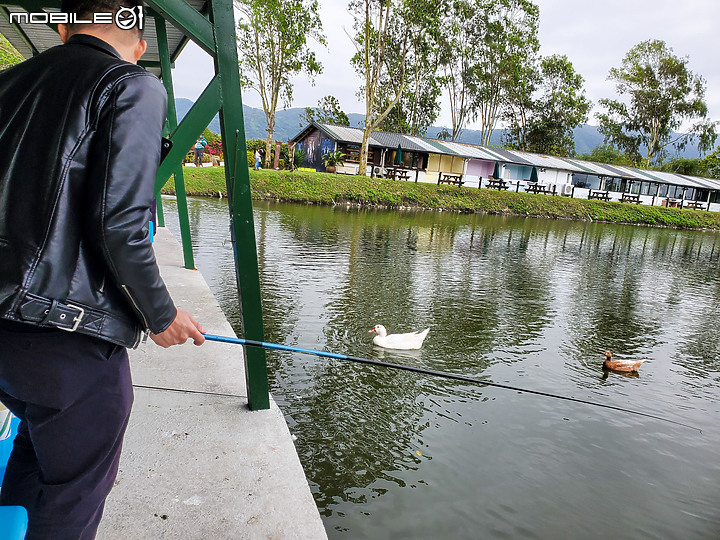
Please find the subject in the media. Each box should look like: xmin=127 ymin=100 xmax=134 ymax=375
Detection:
xmin=58 ymin=304 xmax=85 ymax=332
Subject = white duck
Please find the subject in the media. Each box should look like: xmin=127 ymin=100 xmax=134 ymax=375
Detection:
xmin=369 ymin=324 xmax=429 ymax=350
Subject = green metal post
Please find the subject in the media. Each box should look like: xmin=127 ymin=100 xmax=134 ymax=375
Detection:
xmin=155 ymin=14 xmax=194 ymax=269
xmin=210 ymin=0 xmax=269 ymax=410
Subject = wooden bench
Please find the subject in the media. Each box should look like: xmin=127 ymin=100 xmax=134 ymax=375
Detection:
xmin=525 ymin=182 xmax=553 ymax=195
xmin=438 ymin=173 xmax=464 ymax=186
xmin=621 ymin=193 xmax=641 ymax=204
xmin=588 ymin=190 xmax=611 ymax=201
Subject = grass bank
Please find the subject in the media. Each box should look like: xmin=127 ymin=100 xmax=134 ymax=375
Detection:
xmin=162 ymin=167 xmax=720 ymax=231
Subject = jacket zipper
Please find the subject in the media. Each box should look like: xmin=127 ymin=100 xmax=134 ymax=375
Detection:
xmin=121 ymin=284 xmax=150 ymax=347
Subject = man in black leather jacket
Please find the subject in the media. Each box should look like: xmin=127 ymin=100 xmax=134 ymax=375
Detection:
xmin=0 ymin=1 xmax=206 ymax=537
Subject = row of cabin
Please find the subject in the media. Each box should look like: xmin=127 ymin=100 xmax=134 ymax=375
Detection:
xmin=289 ymin=123 xmax=720 ymax=209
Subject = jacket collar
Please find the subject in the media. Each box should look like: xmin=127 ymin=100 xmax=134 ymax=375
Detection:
xmin=65 ymin=33 xmax=123 ymax=61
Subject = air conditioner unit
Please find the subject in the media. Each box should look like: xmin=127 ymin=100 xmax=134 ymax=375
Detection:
xmin=373 ymin=166 xmax=387 ymax=177
xmin=561 ymin=183 xmax=573 ymax=196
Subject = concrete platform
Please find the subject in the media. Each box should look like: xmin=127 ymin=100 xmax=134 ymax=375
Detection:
xmin=97 ymin=228 xmax=327 ymax=539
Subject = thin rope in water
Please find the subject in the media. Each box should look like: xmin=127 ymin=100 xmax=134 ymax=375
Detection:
xmin=203 ymin=334 xmax=702 ymax=433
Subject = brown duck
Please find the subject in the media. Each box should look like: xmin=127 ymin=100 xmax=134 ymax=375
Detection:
xmin=603 ymin=351 xmax=645 ymax=372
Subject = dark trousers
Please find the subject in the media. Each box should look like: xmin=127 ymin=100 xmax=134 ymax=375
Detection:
xmin=0 ymin=323 xmax=133 ymax=539
xmin=193 ymin=148 xmax=204 ymax=166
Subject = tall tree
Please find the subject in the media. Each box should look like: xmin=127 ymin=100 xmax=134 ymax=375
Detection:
xmin=439 ymin=0 xmax=539 ymax=144
xmin=376 ymin=0 xmax=446 ymax=136
xmin=349 ymin=0 xmax=415 ymax=173
xmin=237 ymin=0 xmax=325 ymax=167
xmin=596 ymin=39 xmax=717 ymax=168
xmin=438 ymin=0 xmax=481 ymax=141
xmin=300 ymin=95 xmax=351 ymax=127
xmin=504 ymin=54 xmax=591 ymax=156
xmin=473 ymin=0 xmax=539 ymax=146
xmin=704 ymin=146 xmax=720 ymax=179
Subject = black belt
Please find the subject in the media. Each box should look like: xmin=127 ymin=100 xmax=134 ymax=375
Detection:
xmin=16 ymin=293 xmax=140 ymax=347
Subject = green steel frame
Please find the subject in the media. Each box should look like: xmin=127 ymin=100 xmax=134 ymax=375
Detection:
xmin=148 ymin=0 xmax=270 ymax=410
xmin=3 ymin=0 xmax=270 ymax=410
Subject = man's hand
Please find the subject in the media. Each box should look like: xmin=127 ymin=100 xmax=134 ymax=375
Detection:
xmin=150 ymin=308 xmax=206 ymax=348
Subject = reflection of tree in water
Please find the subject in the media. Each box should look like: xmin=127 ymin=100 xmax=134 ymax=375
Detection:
xmin=422 ymin=220 xmax=555 ymax=369
xmin=669 ymin=239 xmax=720 ymax=381
xmin=298 ymin=211 xmax=487 ymax=513
xmin=677 ymin=299 xmax=720 ymax=380
xmin=559 ymin=224 xmax=716 ymax=379
xmin=291 ymin=358 xmax=437 ymax=513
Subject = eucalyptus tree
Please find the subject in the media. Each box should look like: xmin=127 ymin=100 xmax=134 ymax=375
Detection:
xmin=704 ymin=146 xmax=720 ymax=179
xmin=301 ymin=95 xmax=351 ymax=127
xmin=376 ymin=0 xmax=446 ymax=136
xmin=437 ymin=0 xmax=476 ymax=141
xmin=237 ymin=0 xmax=325 ymax=167
xmin=477 ymin=0 xmax=539 ymax=146
xmin=440 ymin=0 xmax=539 ymax=144
xmin=504 ymin=54 xmax=591 ymax=156
xmin=596 ymin=39 xmax=717 ymax=167
xmin=349 ymin=0 xmax=441 ymax=173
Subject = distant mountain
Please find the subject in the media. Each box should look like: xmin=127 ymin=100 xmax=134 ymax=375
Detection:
xmin=174 ymin=98 xmax=701 ymax=159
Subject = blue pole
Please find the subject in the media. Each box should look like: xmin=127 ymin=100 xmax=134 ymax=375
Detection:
xmin=203 ymin=334 xmax=349 ymax=360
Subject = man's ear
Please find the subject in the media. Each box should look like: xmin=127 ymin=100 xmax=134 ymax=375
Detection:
xmin=58 ymin=23 xmax=70 ymax=43
xmin=133 ymin=39 xmax=147 ymax=63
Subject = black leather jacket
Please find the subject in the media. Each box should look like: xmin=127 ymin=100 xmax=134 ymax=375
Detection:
xmin=0 ymin=34 xmax=177 ymax=347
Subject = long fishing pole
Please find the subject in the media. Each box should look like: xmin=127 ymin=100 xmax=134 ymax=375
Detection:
xmin=203 ymin=334 xmax=702 ymax=433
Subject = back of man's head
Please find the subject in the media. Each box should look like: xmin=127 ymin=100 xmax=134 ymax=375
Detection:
xmin=61 ymin=0 xmax=145 ymax=40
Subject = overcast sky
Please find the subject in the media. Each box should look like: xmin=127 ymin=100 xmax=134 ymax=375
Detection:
xmin=173 ymin=0 xmax=720 ymax=133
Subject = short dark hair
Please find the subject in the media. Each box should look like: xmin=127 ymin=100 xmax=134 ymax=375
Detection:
xmin=61 ymin=0 xmax=145 ymax=38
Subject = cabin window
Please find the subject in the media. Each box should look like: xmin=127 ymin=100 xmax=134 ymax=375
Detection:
xmin=342 ymin=144 xmax=373 ymax=164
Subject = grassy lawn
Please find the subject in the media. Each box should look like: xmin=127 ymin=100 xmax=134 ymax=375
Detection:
xmin=160 ymin=167 xmax=720 ymax=231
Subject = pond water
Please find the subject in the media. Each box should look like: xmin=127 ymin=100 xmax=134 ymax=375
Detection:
xmin=162 ymin=196 xmax=720 ymax=539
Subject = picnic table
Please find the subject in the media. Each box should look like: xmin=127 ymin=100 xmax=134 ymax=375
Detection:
xmin=663 ymin=198 xmax=681 ymax=208
xmin=437 ymin=173 xmax=464 ymax=186
xmin=485 ymin=178 xmax=509 ymax=190
xmin=684 ymin=200 xmax=706 ymax=210
xmin=525 ymin=182 xmax=553 ymax=195
xmin=621 ymin=193 xmax=641 ymax=204
xmin=386 ymin=168 xmax=411 ymax=181
xmin=588 ymin=190 xmax=611 ymax=201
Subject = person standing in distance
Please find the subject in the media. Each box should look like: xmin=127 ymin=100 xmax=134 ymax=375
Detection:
xmin=193 ymin=135 xmax=207 ymax=167
xmin=0 ymin=0 xmax=206 ymax=537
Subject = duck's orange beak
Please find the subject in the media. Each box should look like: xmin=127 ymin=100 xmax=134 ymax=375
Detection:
xmin=368 ymin=327 xmax=375 ymax=333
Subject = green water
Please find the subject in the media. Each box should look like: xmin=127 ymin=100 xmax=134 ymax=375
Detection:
xmin=164 ymin=196 xmax=720 ymax=539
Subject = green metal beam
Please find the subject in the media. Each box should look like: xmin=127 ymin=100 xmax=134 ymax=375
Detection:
xmin=145 ymin=0 xmax=215 ymax=56
xmin=155 ymin=74 xmax=221 ymax=191
xmin=155 ymin=14 xmax=194 ymax=270
xmin=210 ymin=0 xmax=269 ymax=410
xmin=137 ymin=60 xmax=174 ymax=69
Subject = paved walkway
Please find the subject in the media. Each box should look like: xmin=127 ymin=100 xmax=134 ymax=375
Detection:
xmin=97 ymin=228 xmax=327 ymax=539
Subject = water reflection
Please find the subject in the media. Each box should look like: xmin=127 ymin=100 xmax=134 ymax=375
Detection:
xmin=162 ymin=197 xmax=720 ymax=539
